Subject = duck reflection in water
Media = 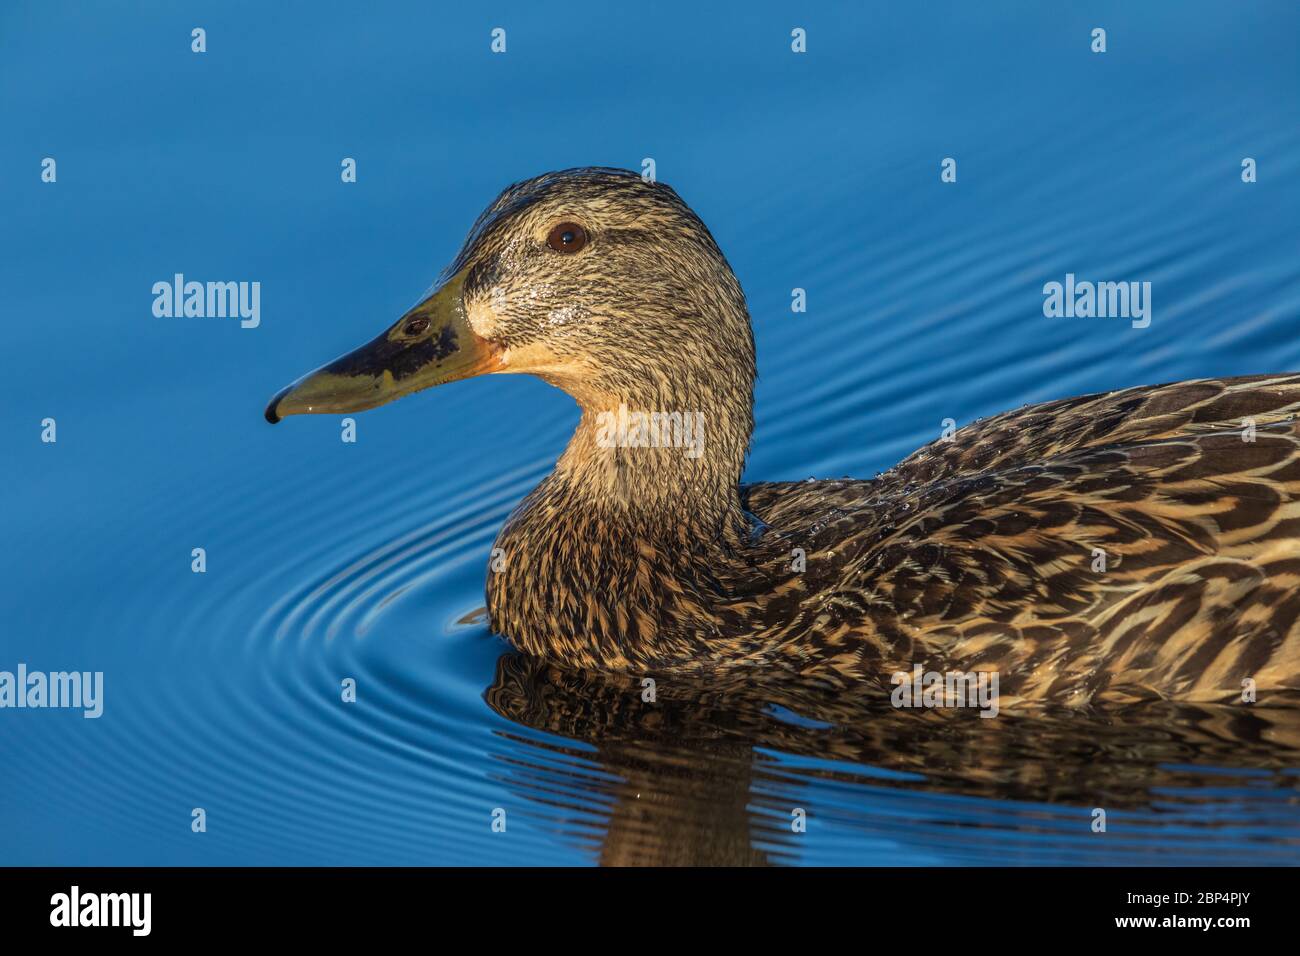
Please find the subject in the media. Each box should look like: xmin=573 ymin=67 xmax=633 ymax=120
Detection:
xmin=483 ymin=651 xmax=1300 ymax=866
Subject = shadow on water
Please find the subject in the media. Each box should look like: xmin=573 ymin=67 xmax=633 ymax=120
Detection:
xmin=484 ymin=651 xmax=1300 ymax=865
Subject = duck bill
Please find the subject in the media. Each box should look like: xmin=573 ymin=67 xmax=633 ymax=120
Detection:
xmin=264 ymin=272 xmax=498 ymax=424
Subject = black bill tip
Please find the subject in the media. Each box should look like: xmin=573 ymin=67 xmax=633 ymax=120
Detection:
xmin=264 ymin=385 xmax=291 ymax=424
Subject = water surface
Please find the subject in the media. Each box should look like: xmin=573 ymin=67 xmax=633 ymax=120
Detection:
xmin=2 ymin=1 xmax=1299 ymax=865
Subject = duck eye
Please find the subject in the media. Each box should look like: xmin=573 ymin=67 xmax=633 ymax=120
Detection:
xmin=405 ymin=316 xmax=430 ymax=335
xmin=546 ymin=222 xmax=587 ymax=253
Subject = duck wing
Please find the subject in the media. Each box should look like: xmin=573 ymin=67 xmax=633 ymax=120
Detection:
xmin=741 ymin=374 xmax=1300 ymax=703
xmin=885 ymin=372 xmax=1300 ymax=490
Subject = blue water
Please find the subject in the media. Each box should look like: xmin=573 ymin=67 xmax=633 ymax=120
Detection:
xmin=3 ymin=1 xmax=1299 ymax=865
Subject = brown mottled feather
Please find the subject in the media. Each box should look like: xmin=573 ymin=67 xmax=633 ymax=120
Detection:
xmin=400 ymin=169 xmax=1300 ymax=707
xmin=738 ymin=375 xmax=1300 ymax=704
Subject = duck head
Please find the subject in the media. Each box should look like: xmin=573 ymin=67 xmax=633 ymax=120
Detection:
xmin=265 ymin=168 xmax=755 ymax=459
xmin=267 ymin=168 xmax=763 ymax=667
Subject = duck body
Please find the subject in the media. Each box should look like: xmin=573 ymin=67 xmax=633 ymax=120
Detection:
xmin=267 ymin=167 xmax=1300 ymax=707
xmin=490 ymin=373 xmax=1300 ymax=705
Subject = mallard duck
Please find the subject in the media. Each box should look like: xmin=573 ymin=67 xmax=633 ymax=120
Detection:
xmin=266 ymin=167 xmax=1300 ymax=707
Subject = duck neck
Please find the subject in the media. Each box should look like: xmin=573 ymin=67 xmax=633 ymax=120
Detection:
xmin=554 ymin=376 xmax=753 ymax=539
xmin=489 ymin=371 xmax=755 ymax=669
